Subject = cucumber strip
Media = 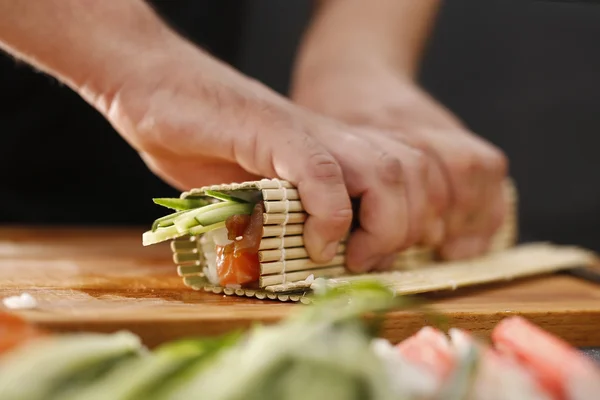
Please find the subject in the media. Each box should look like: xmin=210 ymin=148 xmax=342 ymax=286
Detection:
xmin=188 ymin=221 xmax=226 ymax=236
xmin=172 ymin=202 xmax=232 ymax=233
xmin=0 ymin=331 xmax=142 ymax=400
xmin=57 ymin=334 xmax=242 ymax=400
xmin=194 ymin=202 xmax=253 ymax=226
xmin=153 ymin=198 xmax=210 ymax=211
xmin=204 ymin=190 xmax=249 ymax=203
xmin=173 ymin=215 xmax=203 ymax=233
xmin=150 ymin=199 xmax=225 ymax=231
xmin=151 ymin=209 xmax=189 ymax=231
xmin=143 ymin=225 xmax=186 ymax=246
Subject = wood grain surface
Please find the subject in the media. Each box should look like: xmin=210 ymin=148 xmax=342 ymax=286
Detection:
xmin=0 ymin=226 xmax=598 ymax=348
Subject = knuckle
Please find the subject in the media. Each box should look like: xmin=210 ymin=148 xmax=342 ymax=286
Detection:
xmin=403 ymin=135 xmax=429 ymax=152
xmin=305 ymin=150 xmax=344 ymax=184
xmin=377 ymin=152 xmax=404 ymax=185
xmin=450 ymin=155 xmax=480 ymax=177
xmin=411 ymin=149 xmax=430 ymax=179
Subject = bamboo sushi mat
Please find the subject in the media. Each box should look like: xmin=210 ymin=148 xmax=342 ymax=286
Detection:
xmin=172 ymin=179 xmax=597 ymax=302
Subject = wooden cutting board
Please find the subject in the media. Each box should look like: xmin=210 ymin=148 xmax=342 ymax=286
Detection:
xmin=0 ymin=226 xmax=598 ymax=348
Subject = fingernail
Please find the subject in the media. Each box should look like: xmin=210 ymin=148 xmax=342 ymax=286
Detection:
xmin=322 ymin=241 xmax=339 ymax=261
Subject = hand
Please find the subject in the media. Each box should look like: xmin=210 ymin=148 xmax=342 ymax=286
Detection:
xmin=83 ymin=37 xmax=435 ymax=271
xmin=291 ymin=65 xmax=509 ymax=260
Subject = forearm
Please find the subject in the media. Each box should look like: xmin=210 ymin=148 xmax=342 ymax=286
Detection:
xmin=0 ymin=0 xmax=179 ymax=104
xmin=294 ymin=0 xmax=441 ymax=82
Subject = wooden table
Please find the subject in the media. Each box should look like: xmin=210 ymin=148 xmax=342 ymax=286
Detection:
xmin=0 ymin=226 xmax=599 ymax=348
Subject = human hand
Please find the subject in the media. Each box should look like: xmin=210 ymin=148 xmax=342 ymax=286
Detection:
xmin=82 ymin=36 xmax=437 ymax=271
xmin=291 ymin=64 xmax=509 ymax=261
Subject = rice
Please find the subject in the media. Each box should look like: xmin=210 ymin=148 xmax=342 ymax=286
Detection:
xmin=200 ymin=230 xmax=226 ymax=286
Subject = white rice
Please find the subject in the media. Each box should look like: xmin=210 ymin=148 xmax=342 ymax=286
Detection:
xmin=200 ymin=230 xmax=221 ymax=285
xmin=2 ymin=292 xmax=37 ymax=309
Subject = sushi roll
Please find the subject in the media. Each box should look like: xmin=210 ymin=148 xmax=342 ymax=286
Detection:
xmin=143 ymin=178 xmax=519 ymax=300
xmin=143 ymin=179 xmax=348 ymax=299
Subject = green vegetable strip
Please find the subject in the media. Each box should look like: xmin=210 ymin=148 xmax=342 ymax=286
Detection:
xmin=0 ymin=332 xmax=142 ymax=400
xmin=151 ymin=209 xmax=189 ymax=231
xmin=153 ymin=198 xmax=210 ymax=211
xmin=172 ymin=202 xmax=234 ymax=233
xmin=144 ymin=201 xmax=254 ymax=245
xmin=188 ymin=221 xmax=226 ymax=236
xmin=143 ymin=225 xmax=185 ymax=246
xmin=204 ymin=190 xmax=249 ymax=203
xmin=194 ymin=202 xmax=253 ymax=226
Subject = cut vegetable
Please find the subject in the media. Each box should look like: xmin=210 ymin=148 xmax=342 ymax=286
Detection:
xmin=144 ymin=199 xmax=255 ymax=246
xmin=152 ymin=198 xmax=210 ymax=211
xmin=172 ymin=202 xmax=233 ymax=233
xmin=204 ymin=190 xmax=249 ymax=203
xmin=0 ymin=331 xmax=142 ymax=400
xmin=151 ymin=209 xmax=188 ymax=231
xmin=142 ymin=225 xmax=185 ymax=246
xmin=194 ymin=202 xmax=253 ymax=226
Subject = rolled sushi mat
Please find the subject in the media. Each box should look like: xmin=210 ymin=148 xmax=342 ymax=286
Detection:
xmin=171 ymin=178 xmax=551 ymax=302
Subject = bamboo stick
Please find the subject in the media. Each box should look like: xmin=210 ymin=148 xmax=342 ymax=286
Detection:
xmin=262 ymin=188 xmax=299 ymax=201
xmin=262 ymin=224 xmax=304 ymax=237
xmin=260 ymin=255 xmax=346 ymax=275
xmin=258 ymin=235 xmax=304 ymax=251
xmin=258 ymin=244 xmax=346 ymax=262
xmin=263 ymin=200 xmax=303 ymax=213
xmin=263 ymin=212 xmax=307 ymax=225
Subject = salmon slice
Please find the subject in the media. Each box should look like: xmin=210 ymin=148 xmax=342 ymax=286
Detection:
xmin=217 ymin=204 xmax=263 ymax=287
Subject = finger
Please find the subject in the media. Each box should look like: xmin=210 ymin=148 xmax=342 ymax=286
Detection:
xmin=419 ymin=154 xmax=449 ymax=247
xmin=479 ymin=178 xmax=509 ymax=250
xmin=364 ymin=132 xmax=432 ymax=248
xmin=373 ymin=131 xmax=450 ymax=248
xmin=432 ymin=136 xmax=508 ymax=259
xmin=471 ymin=142 xmax=509 ymax=242
xmin=374 ymin=254 xmax=396 ymax=271
xmin=270 ymin=133 xmax=353 ymax=263
xmin=324 ymin=135 xmax=424 ymax=273
xmin=345 ymin=184 xmax=409 ymax=273
xmin=449 ymin=142 xmax=507 ymax=257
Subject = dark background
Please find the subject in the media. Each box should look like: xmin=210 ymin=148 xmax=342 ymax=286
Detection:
xmin=1 ymin=0 xmax=600 ymax=254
